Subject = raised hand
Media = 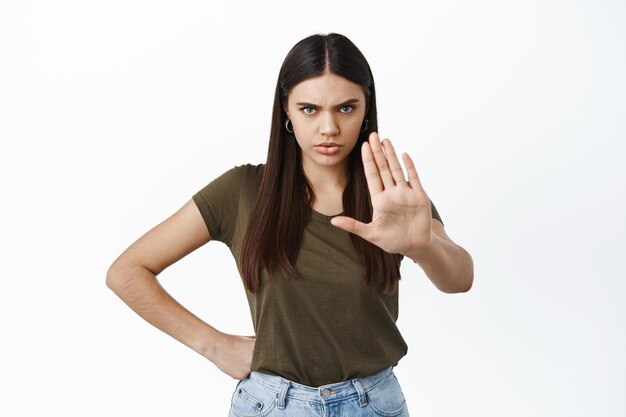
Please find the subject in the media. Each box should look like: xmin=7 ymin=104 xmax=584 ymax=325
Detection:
xmin=330 ymin=132 xmax=434 ymax=257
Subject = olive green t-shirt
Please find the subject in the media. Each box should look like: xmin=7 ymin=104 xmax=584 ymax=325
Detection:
xmin=192 ymin=163 xmax=443 ymax=387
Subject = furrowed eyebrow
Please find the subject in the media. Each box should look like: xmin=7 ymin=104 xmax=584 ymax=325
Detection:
xmin=295 ymin=98 xmax=360 ymax=109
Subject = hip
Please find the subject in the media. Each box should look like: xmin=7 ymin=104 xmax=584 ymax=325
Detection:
xmin=227 ymin=364 xmax=409 ymax=417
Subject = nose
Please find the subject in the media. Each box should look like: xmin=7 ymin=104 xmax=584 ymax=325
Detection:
xmin=319 ymin=111 xmax=339 ymax=136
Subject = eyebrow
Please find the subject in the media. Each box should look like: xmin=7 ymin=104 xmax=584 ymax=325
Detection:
xmin=295 ymin=98 xmax=360 ymax=108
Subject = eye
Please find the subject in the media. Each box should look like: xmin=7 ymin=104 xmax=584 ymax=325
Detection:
xmin=300 ymin=106 xmax=316 ymax=115
xmin=340 ymin=105 xmax=355 ymax=113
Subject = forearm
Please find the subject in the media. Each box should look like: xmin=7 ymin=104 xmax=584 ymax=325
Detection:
xmin=106 ymin=265 xmax=223 ymax=361
xmin=405 ymin=234 xmax=474 ymax=293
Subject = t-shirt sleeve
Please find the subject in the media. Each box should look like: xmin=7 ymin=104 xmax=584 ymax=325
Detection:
xmin=192 ymin=164 xmax=247 ymax=246
xmin=430 ymin=199 xmax=444 ymax=227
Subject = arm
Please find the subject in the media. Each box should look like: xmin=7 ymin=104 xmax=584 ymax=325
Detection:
xmin=406 ymin=218 xmax=474 ymax=293
xmin=106 ymin=199 xmax=255 ymax=380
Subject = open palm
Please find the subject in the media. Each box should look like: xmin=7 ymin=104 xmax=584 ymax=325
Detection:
xmin=330 ymin=132 xmax=434 ymax=256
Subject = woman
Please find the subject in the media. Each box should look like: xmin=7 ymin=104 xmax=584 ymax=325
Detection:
xmin=107 ymin=32 xmax=473 ymax=417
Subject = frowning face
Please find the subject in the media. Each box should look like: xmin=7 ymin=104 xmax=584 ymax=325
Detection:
xmin=284 ymin=71 xmax=367 ymax=177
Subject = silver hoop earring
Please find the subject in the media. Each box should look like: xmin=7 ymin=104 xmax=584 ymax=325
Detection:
xmin=285 ymin=119 xmax=294 ymax=134
xmin=360 ymin=118 xmax=369 ymax=132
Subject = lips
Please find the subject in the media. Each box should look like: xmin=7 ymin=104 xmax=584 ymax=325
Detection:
xmin=315 ymin=144 xmax=341 ymax=155
xmin=316 ymin=142 xmax=341 ymax=147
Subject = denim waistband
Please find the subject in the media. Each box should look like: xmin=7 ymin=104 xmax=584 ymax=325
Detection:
xmin=246 ymin=365 xmax=396 ymax=407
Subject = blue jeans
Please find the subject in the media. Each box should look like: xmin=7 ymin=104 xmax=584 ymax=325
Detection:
xmin=227 ymin=365 xmax=410 ymax=417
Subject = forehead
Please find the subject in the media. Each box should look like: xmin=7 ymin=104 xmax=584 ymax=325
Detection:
xmin=288 ymin=72 xmax=364 ymax=104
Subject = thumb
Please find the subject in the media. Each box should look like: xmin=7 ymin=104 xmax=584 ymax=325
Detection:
xmin=330 ymin=216 xmax=369 ymax=238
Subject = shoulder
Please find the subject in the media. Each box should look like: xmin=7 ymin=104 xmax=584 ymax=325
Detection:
xmin=241 ymin=163 xmax=264 ymax=188
xmin=215 ymin=163 xmax=264 ymax=197
xmin=244 ymin=162 xmax=264 ymax=177
xmin=211 ymin=162 xmax=264 ymax=182
xmin=231 ymin=162 xmax=263 ymax=180
xmin=229 ymin=162 xmax=264 ymax=176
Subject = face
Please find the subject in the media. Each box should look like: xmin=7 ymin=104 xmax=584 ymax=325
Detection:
xmin=284 ymin=71 xmax=367 ymax=175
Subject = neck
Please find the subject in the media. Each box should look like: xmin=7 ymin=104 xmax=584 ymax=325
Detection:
xmin=302 ymin=159 xmax=349 ymax=195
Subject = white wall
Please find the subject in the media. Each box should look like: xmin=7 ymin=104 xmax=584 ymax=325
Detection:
xmin=1 ymin=1 xmax=624 ymax=416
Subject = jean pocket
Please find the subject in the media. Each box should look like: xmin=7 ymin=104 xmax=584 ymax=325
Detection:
xmin=365 ymin=372 xmax=408 ymax=417
xmin=229 ymin=377 xmax=278 ymax=417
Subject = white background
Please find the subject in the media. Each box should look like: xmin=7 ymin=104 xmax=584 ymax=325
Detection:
xmin=1 ymin=1 xmax=625 ymax=416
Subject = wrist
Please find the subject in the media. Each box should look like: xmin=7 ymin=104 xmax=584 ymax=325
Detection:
xmin=404 ymin=232 xmax=439 ymax=264
xmin=199 ymin=327 xmax=224 ymax=363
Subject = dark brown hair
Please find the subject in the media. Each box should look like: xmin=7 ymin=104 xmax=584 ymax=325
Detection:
xmin=239 ymin=32 xmax=402 ymax=295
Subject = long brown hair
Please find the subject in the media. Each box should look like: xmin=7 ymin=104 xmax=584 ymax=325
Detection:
xmin=239 ymin=33 xmax=402 ymax=295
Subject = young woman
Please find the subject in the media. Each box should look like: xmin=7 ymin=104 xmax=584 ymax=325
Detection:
xmin=107 ymin=32 xmax=473 ymax=417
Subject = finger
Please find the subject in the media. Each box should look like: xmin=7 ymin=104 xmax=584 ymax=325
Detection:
xmin=362 ymin=140 xmax=383 ymax=196
xmin=330 ymin=216 xmax=373 ymax=241
xmin=381 ymin=138 xmax=410 ymax=187
xmin=402 ymin=152 xmax=425 ymax=192
xmin=368 ymin=132 xmax=395 ymax=190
